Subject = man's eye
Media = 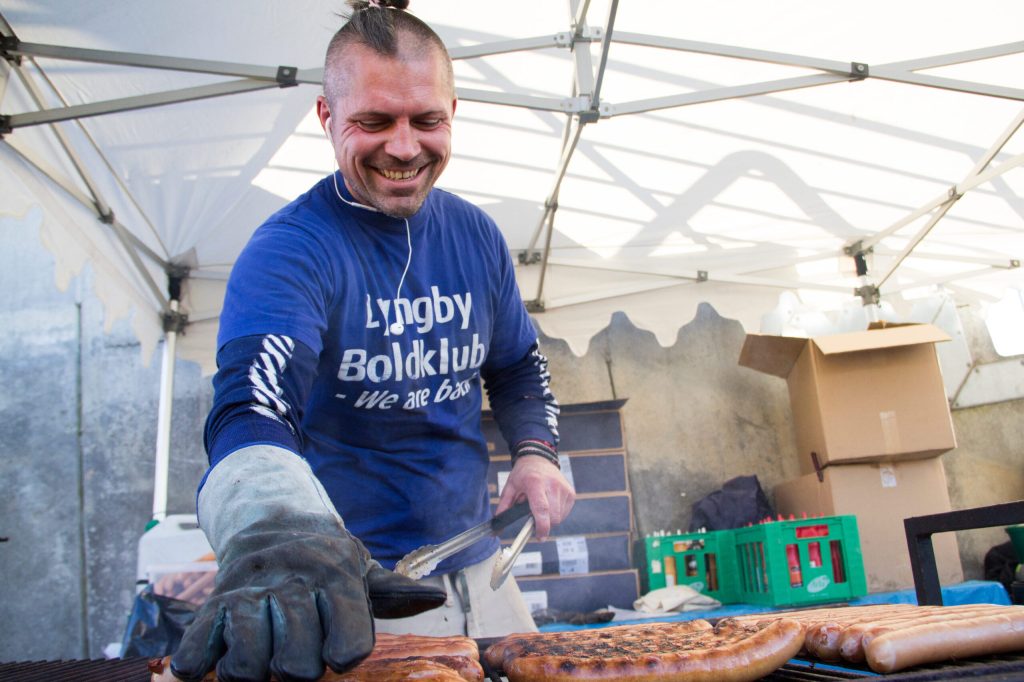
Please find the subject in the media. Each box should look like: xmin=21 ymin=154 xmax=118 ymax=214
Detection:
xmin=358 ymin=120 xmax=388 ymax=132
xmin=415 ymin=118 xmax=442 ymax=129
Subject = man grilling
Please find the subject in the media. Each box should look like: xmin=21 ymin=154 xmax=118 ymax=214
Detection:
xmin=170 ymin=1 xmax=574 ymax=681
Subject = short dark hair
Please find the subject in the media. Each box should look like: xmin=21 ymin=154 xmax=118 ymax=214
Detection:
xmin=323 ymin=0 xmax=454 ymax=105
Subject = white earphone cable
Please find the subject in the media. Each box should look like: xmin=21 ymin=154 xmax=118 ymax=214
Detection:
xmin=332 ymin=171 xmax=413 ymax=333
xmin=395 ymin=217 xmax=412 ymax=301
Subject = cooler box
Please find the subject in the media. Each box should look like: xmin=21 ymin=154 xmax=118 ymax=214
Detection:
xmin=136 ymin=514 xmax=216 ymax=603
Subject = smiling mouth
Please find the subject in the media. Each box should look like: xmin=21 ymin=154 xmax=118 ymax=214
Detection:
xmin=377 ymin=167 xmax=420 ymax=181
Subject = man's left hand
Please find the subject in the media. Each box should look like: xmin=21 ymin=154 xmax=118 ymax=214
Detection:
xmin=495 ymin=455 xmax=575 ymax=540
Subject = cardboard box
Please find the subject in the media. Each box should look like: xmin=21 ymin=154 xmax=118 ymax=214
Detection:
xmin=739 ymin=324 xmax=956 ymax=473
xmin=773 ymin=458 xmax=963 ymax=593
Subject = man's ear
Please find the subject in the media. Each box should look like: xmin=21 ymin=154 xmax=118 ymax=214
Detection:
xmin=316 ymin=95 xmax=333 ymax=142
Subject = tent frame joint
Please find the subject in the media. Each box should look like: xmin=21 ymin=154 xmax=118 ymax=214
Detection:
xmin=525 ymin=299 xmax=546 ymax=313
xmin=843 ymin=240 xmax=868 ymax=256
xmin=0 ymin=114 xmax=11 ymax=136
xmin=844 ymin=240 xmax=875 ymax=260
xmin=845 ymin=240 xmax=874 ymax=278
xmin=0 ymin=35 xmax=20 ymax=66
xmin=518 ymin=250 xmax=542 ymax=265
xmin=556 ymin=27 xmax=602 ymax=48
xmin=697 ymin=270 xmax=709 ymax=282
xmin=854 ymin=283 xmax=881 ymax=306
xmin=275 ymin=65 xmax=298 ymax=87
xmin=162 ymin=309 xmax=189 ymax=334
xmin=850 ymin=61 xmax=869 ymax=79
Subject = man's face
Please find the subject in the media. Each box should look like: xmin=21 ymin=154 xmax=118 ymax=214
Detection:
xmin=318 ymin=43 xmax=456 ymax=219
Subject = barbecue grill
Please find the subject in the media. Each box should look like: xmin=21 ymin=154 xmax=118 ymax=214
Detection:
xmin=766 ymin=655 xmax=1024 ymax=681
xmin=5 ymin=502 xmax=1021 ymax=681
xmin=3 ymin=651 xmax=1024 ymax=682
xmin=0 ymin=657 xmax=153 ymax=681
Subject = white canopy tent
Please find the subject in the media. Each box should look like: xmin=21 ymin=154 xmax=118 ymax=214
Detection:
xmin=1 ymin=0 xmax=1022 ymax=521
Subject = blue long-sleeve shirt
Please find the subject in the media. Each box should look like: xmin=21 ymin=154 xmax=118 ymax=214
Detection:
xmin=204 ymin=172 xmax=559 ymax=572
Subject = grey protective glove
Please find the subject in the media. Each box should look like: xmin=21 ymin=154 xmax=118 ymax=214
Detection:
xmin=170 ymin=445 xmax=445 ymax=682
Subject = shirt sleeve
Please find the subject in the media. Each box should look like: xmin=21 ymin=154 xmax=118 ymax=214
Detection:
xmin=216 ymin=220 xmax=335 ymax=356
xmin=479 ymin=217 xmax=561 ymax=449
xmin=483 ymin=342 xmax=561 ymax=449
xmin=203 ymin=334 xmax=319 ymax=469
xmin=202 ymin=215 xmax=332 ymax=485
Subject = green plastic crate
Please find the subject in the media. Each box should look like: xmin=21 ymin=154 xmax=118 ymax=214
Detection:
xmin=643 ymin=529 xmax=739 ymax=603
xmin=732 ymin=515 xmax=867 ymax=607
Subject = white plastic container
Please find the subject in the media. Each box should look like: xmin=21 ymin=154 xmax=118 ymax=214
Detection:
xmin=136 ymin=514 xmax=214 ymax=588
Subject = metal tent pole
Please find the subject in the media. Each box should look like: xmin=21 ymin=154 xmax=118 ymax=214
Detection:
xmin=151 ymin=303 xmax=177 ymax=523
xmin=151 ymin=275 xmax=187 ymax=523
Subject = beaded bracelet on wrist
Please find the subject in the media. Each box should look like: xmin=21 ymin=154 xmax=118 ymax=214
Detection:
xmin=511 ymin=439 xmax=560 ymax=468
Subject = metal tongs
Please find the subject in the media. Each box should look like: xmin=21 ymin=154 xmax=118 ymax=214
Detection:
xmin=489 ymin=514 xmax=536 ymax=590
xmin=395 ymin=501 xmax=534 ymax=590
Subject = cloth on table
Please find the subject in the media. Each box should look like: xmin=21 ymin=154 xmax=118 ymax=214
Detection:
xmin=633 ymin=584 xmax=722 ymax=614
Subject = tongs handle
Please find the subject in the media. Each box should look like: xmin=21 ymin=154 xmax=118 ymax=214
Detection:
xmin=490 ymin=501 xmax=532 ymax=534
xmin=394 ymin=501 xmax=533 ymax=579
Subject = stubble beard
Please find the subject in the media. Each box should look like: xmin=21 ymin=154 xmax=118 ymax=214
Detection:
xmin=363 ymin=160 xmax=439 ymax=219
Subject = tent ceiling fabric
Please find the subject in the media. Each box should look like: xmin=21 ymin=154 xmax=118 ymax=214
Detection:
xmin=1 ymin=0 xmax=1022 ymax=369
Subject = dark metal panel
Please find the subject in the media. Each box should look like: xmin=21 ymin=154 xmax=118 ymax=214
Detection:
xmin=904 ymin=500 xmax=1024 ymax=605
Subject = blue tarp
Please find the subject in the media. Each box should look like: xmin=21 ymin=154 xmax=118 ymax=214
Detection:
xmin=539 ymin=580 xmax=1010 ymax=632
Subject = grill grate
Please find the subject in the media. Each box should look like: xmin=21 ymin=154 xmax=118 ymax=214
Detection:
xmin=0 ymin=657 xmax=152 ymax=681
xmin=3 ymin=652 xmax=1023 ymax=681
xmin=764 ymin=654 xmax=1024 ymax=681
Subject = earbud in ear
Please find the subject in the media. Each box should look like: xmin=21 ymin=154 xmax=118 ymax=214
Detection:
xmin=324 ymin=118 xmax=334 ymax=145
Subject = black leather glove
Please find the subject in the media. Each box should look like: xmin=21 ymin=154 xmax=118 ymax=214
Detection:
xmin=366 ymin=562 xmax=448 ymax=619
xmin=171 ymin=512 xmax=368 ymax=682
xmin=169 ymin=446 xmax=445 ymax=682
xmin=171 ymin=512 xmax=445 ymax=682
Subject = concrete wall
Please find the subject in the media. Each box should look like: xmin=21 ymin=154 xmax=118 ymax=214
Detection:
xmin=942 ymin=309 xmax=1024 ymax=573
xmin=0 ymin=212 xmax=209 ymax=660
xmin=536 ymin=307 xmax=801 ymax=537
xmin=2 ymin=213 xmax=1022 ymax=660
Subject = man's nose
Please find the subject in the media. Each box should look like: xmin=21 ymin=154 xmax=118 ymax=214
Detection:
xmin=384 ymin=120 xmax=420 ymax=160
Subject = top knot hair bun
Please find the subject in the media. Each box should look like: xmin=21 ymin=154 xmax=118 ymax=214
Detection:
xmin=348 ymin=0 xmax=410 ymax=10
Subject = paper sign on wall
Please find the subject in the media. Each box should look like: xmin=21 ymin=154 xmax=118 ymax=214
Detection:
xmin=556 ymin=536 xmax=590 ymax=575
xmin=511 ymin=551 xmax=543 ymax=577
xmin=521 ymin=590 xmax=548 ymax=614
xmin=879 ymin=465 xmax=898 ymax=488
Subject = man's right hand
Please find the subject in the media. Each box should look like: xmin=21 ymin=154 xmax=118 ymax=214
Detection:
xmin=171 ymin=512 xmax=374 ymax=682
xmin=171 ymin=445 xmax=445 ymax=682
